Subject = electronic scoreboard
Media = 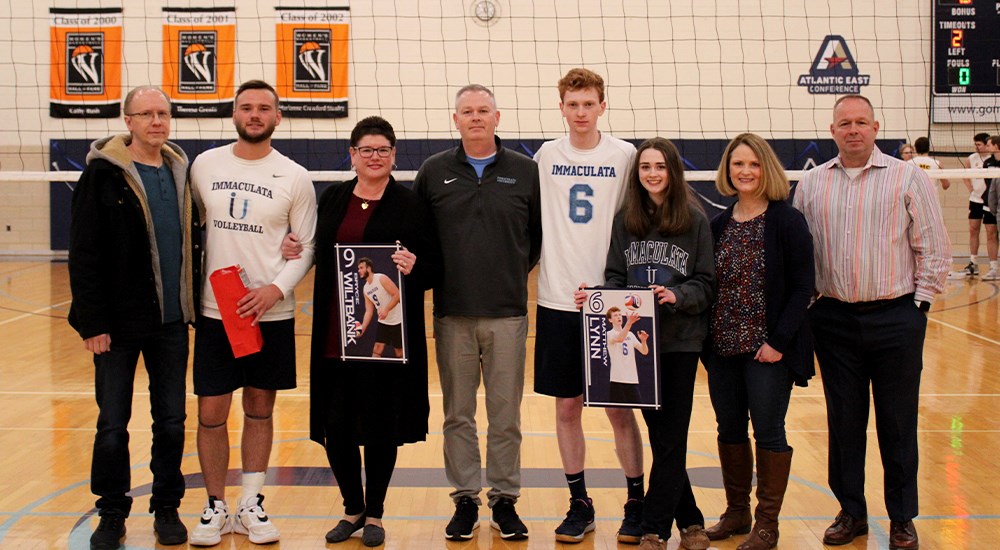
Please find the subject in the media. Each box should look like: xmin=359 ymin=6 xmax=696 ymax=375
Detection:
xmin=932 ymin=0 xmax=1000 ymax=122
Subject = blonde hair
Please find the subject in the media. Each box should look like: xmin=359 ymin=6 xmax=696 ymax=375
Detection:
xmin=714 ymin=133 xmax=790 ymax=201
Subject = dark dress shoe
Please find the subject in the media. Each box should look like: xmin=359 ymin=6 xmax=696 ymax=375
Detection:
xmin=325 ymin=516 xmax=366 ymax=543
xmin=362 ymin=523 xmax=386 ymax=547
xmin=822 ymin=511 xmax=868 ymax=545
xmin=889 ymin=520 xmax=919 ymax=549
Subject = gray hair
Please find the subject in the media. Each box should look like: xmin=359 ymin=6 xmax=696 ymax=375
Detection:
xmin=454 ymin=84 xmax=496 ymax=108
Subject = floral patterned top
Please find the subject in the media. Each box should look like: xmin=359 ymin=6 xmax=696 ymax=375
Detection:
xmin=711 ymin=213 xmax=767 ymax=356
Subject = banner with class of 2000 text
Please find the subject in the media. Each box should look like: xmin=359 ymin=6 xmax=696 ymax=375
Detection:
xmin=50 ymin=7 xmax=122 ymax=118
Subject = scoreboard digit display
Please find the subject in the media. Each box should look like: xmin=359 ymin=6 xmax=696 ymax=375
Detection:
xmin=932 ymin=0 xmax=1000 ymax=123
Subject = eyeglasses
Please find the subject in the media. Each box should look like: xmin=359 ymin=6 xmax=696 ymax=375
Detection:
xmin=352 ymin=146 xmax=394 ymax=158
xmin=126 ymin=110 xmax=172 ymax=121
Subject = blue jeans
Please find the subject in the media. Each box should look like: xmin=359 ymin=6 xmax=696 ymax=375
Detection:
xmin=705 ymin=353 xmax=793 ymax=452
xmin=92 ymin=321 xmax=189 ymax=514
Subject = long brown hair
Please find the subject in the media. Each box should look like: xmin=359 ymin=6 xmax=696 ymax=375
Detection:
xmin=623 ymin=137 xmax=699 ymax=237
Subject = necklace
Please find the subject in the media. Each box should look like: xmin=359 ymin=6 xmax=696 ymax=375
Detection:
xmin=735 ymin=201 xmax=766 ymax=221
xmin=354 ymin=189 xmax=383 ymax=210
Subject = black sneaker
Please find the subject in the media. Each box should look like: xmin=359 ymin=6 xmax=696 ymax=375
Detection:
xmin=444 ymin=496 xmax=479 ymax=540
xmin=490 ymin=497 xmax=528 ymax=540
xmin=153 ymin=507 xmax=188 ymax=545
xmin=966 ymin=261 xmax=980 ymax=277
xmin=555 ymin=497 xmax=595 ymax=542
xmin=90 ymin=509 xmax=126 ymax=550
xmin=617 ymin=498 xmax=644 ymax=544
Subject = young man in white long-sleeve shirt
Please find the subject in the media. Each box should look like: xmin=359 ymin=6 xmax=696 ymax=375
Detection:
xmin=188 ymin=80 xmax=317 ymax=547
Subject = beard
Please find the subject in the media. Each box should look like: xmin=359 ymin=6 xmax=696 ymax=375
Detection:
xmin=235 ymin=119 xmax=277 ymax=144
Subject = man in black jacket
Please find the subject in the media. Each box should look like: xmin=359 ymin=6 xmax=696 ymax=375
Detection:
xmin=413 ymin=84 xmax=541 ymax=542
xmin=68 ymin=86 xmax=198 ymax=550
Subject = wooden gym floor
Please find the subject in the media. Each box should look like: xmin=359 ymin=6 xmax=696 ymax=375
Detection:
xmin=0 ymin=259 xmax=997 ymax=549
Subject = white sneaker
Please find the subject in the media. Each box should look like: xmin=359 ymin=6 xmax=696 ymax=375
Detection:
xmin=190 ymin=498 xmax=232 ymax=546
xmin=233 ymin=494 xmax=280 ymax=544
xmin=983 ymin=269 xmax=999 ymax=281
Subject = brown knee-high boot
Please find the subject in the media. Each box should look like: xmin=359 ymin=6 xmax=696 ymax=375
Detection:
xmin=706 ymin=441 xmax=753 ymax=540
xmin=737 ymin=446 xmax=792 ymax=550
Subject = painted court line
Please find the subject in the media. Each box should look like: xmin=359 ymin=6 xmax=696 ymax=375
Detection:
xmin=0 ymin=299 xmax=72 ymax=326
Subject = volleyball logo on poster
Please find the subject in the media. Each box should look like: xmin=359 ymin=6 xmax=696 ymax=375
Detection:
xmin=335 ymin=243 xmax=408 ymax=363
xmin=580 ymin=288 xmax=661 ymax=409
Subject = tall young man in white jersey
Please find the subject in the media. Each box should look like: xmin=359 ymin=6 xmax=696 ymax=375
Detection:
xmin=357 ymin=257 xmax=404 ymax=358
xmin=963 ymin=133 xmax=998 ymax=279
xmin=188 ymin=80 xmax=317 ymax=546
xmin=605 ymin=307 xmax=649 ymax=404
xmin=532 ymin=68 xmax=644 ymax=543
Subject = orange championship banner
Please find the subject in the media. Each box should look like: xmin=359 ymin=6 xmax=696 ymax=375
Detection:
xmin=49 ymin=7 xmax=122 ymax=118
xmin=162 ymin=7 xmax=236 ymax=118
xmin=275 ymin=5 xmax=350 ymax=118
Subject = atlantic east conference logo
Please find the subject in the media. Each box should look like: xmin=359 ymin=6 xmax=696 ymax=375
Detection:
xmin=798 ymin=35 xmax=871 ymax=94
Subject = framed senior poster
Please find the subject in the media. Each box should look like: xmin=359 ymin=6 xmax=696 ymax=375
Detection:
xmin=335 ymin=243 xmax=407 ymax=363
xmin=580 ymin=288 xmax=660 ymax=409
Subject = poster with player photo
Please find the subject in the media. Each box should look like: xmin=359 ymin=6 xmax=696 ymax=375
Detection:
xmin=335 ymin=243 xmax=408 ymax=363
xmin=580 ymin=288 xmax=660 ymax=409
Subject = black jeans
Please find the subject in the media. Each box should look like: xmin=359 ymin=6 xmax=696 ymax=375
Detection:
xmin=640 ymin=351 xmax=704 ymax=538
xmin=92 ymin=321 xmax=188 ymax=514
xmin=809 ymin=296 xmax=926 ymax=522
xmin=706 ymin=353 xmax=793 ymax=451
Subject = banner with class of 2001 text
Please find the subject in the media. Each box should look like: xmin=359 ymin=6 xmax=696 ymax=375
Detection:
xmin=162 ymin=7 xmax=236 ymax=118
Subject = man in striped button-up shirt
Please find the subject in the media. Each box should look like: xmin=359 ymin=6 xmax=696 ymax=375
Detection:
xmin=793 ymin=95 xmax=950 ymax=550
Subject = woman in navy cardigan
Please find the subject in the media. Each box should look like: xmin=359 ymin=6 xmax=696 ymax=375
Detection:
xmin=703 ymin=133 xmax=815 ymax=550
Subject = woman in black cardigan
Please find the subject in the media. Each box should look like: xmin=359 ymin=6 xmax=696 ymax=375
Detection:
xmin=306 ymin=116 xmax=440 ymax=547
xmin=703 ymin=133 xmax=815 ymax=550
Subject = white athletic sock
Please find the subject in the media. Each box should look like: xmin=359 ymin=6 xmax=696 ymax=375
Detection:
xmin=970 ymin=255 xmax=977 ymax=264
xmin=991 ymin=260 xmax=998 ymax=271
xmin=240 ymin=471 xmax=266 ymax=504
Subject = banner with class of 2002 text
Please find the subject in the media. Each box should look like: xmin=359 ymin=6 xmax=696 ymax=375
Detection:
xmin=275 ymin=5 xmax=350 ymax=118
